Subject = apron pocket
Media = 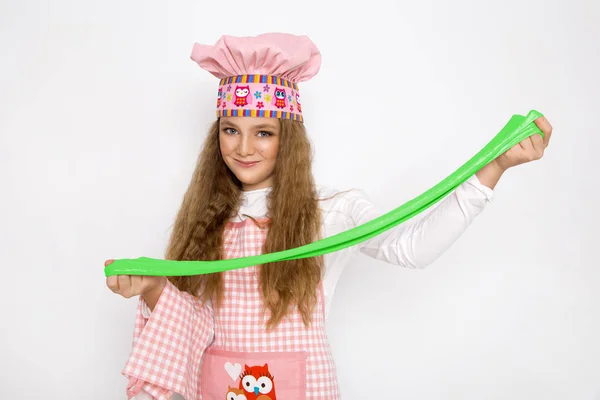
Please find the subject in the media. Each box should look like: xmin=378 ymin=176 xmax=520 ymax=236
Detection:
xmin=200 ymin=346 xmax=307 ymax=400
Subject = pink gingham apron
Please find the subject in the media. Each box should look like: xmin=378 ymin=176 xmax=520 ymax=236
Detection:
xmin=123 ymin=218 xmax=340 ymax=400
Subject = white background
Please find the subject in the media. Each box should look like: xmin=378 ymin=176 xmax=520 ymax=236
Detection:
xmin=1 ymin=0 xmax=598 ymax=398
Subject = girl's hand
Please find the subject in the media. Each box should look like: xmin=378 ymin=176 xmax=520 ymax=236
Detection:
xmin=494 ymin=116 xmax=553 ymax=171
xmin=104 ymin=260 xmax=166 ymax=300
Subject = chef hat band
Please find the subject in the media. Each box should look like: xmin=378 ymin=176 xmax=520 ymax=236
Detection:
xmin=216 ymin=74 xmax=303 ymax=122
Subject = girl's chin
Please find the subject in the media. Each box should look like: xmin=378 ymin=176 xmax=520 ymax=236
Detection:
xmin=235 ymin=174 xmax=273 ymax=190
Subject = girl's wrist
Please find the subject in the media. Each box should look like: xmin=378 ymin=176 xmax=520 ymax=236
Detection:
xmin=476 ymin=159 xmax=506 ymax=190
xmin=143 ymin=277 xmax=167 ymax=298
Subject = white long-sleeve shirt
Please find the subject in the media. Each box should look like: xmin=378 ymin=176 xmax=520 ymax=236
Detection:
xmin=141 ymin=174 xmax=494 ymax=319
xmin=234 ymin=175 xmax=494 ymax=317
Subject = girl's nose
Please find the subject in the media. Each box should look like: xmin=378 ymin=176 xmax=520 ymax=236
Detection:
xmin=237 ymin=134 xmax=254 ymax=156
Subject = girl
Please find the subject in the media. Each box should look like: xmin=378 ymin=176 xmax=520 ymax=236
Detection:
xmin=106 ymin=33 xmax=552 ymax=400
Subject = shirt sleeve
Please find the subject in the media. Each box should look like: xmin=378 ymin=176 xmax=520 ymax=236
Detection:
xmin=123 ymin=279 xmax=214 ymax=400
xmin=340 ymin=175 xmax=494 ymax=269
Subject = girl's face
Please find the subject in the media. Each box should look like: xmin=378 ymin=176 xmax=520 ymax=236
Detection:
xmin=219 ymin=116 xmax=280 ymax=191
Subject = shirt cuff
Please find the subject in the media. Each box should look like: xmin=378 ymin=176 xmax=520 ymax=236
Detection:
xmin=140 ymin=298 xmax=152 ymax=319
xmin=464 ymin=174 xmax=495 ymax=201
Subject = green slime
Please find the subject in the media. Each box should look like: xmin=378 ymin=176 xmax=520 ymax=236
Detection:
xmin=105 ymin=110 xmax=544 ymax=277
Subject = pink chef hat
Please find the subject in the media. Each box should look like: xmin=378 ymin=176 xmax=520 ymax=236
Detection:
xmin=190 ymin=33 xmax=321 ymax=122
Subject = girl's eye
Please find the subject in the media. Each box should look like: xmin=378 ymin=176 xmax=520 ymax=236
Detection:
xmin=224 ymin=128 xmax=237 ymax=135
xmin=257 ymin=131 xmax=272 ymax=138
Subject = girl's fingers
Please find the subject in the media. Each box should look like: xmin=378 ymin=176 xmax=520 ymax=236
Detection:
xmin=530 ymin=134 xmax=544 ymax=157
xmin=519 ymin=138 xmax=534 ymax=153
xmin=107 ymin=275 xmax=145 ymax=298
xmin=106 ymin=275 xmax=119 ymax=292
xmin=118 ymin=275 xmax=132 ymax=296
xmin=534 ymin=117 xmax=553 ymax=147
xmin=131 ymin=275 xmax=144 ymax=296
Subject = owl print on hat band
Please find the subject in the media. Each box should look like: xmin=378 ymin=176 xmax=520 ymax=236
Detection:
xmin=190 ymin=33 xmax=322 ymax=122
xmin=217 ymin=75 xmax=302 ymax=121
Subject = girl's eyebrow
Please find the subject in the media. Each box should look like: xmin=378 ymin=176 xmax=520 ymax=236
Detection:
xmin=220 ymin=121 xmax=237 ymax=129
xmin=220 ymin=122 xmax=278 ymax=131
xmin=252 ymin=124 xmax=278 ymax=130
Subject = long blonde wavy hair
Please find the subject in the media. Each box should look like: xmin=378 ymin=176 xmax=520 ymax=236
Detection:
xmin=165 ymin=118 xmax=323 ymax=329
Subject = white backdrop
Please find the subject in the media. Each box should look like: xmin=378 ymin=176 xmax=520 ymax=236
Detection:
xmin=1 ymin=0 xmax=598 ymax=398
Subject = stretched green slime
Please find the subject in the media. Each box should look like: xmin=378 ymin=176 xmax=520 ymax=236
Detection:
xmin=105 ymin=110 xmax=544 ymax=277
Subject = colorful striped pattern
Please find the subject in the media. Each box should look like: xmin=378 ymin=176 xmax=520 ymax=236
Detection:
xmin=217 ymin=108 xmax=304 ymax=122
xmin=219 ymin=75 xmax=298 ymax=90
